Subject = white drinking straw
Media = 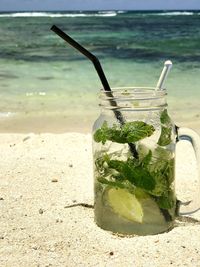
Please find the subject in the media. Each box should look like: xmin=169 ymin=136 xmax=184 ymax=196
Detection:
xmin=146 ymin=60 xmax=173 ymax=123
xmin=156 ymin=60 xmax=173 ymax=90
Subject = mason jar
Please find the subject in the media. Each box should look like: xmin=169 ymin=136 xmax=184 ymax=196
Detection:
xmin=92 ymin=87 xmax=200 ymax=236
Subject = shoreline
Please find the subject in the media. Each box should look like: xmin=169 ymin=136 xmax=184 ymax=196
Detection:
xmin=0 ymin=111 xmax=199 ymax=134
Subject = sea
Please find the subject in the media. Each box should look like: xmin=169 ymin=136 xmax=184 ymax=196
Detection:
xmin=0 ymin=10 xmax=200 ymax=132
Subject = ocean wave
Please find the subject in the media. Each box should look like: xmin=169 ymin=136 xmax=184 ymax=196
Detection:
xmin=157 ymin=11 xmax=195 ymax=16
xmin=0 ymin=112 xmax=15 ymax=118
xmin=26 ymin=92 xmax=46 ymax=96
xmin=0 ymin=11 xmax=117 ymax=18
xmin=117 ymin=11 xmax=127 ymax=14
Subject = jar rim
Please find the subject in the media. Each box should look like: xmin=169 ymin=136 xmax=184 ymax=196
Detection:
xmin=100 ymin=87 xmax=166 ymax=94
xmin=100 ymin=87 xmax=167 ymax=101
xmin=99 ymin=87 xmax=167 ymax=111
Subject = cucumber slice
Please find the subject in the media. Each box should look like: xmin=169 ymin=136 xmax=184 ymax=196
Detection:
xmin=107 ymin=188 xmax=143 ymax=223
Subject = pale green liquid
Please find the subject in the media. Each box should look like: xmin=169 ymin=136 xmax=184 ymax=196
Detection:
xmin=94 ymin=183 xmax=174 ymax=236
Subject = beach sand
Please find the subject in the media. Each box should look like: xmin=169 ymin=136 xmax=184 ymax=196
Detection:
xmin=0 ymin=132 xmax=200 ymax=267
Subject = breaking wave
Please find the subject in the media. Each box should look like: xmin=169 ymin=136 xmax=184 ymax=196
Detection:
xmin=0 ymin=11 xmax=118 ymax=18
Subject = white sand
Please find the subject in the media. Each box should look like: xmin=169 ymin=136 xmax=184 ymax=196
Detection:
xmin=0 ymin=133 xmax=200 ymax=267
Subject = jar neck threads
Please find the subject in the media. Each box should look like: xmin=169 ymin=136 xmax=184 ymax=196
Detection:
xmin=100 ymin=87 xmax=167 ymax=112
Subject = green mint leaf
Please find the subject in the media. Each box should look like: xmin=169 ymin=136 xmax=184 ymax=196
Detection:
xmin=106 ymin=159 xmax=128 ymax=173
xmin=156 ymin=190 xmax=176 ymax=209
xmin=153 ymin=146 xmax=171 ymax=160
xmin=106 ymin=158 xmax=156 ymax=191
xmin=140 ymin=150 xmax=152 ymax=167
xmin=121 ymin=121 xmax=155 ymax=143
xmin=93 ymin=121 xmax=155 ymax=144
xmin=160 ymin=109 xmax=171 ymax=124
xmin=93 ymin=121 xmax=110 ymax=144
xmin=97 ymin=177 xmax=135 ymax=192
xmin=157 ymin=126 xmax=172 ymax=146
xmin=148 ymin=147 xmax=175 ymax=196
xmin=129 ymin=165 xmax=156 ymax=191
xmin=97 ymin=177 xmax=128 ymax=189
xmin=149 ymin=171 xmax=169 ymax=196
xmin=158 ymin=109 xmax=172 ymax=146
xmin=164 ymin=159 xmax=175 ymax=185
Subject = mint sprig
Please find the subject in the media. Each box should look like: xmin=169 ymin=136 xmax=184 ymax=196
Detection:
xmin=95 ymin=148 xmax=175 ymax=210
xmin=106 ymin=157 xmax=156 ymax=191
xmin=94 ymin=121 xmax=155 ymax=144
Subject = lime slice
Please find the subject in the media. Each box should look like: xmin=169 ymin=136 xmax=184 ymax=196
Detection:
xmin=106 ymin=187 xmax=165 ymax=225
xmin=107 ymin=188 xmax=143 ymax=223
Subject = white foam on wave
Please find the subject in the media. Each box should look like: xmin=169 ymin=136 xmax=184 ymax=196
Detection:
xmin=0 ymin=112 xmax=15 ymax=118
xmin=117 ymin=11 xmax=127 ymax=14
xmin=157 ymin=11 xmax=194 ymax=16
xmin=0 ymin=11 xmax=117 ymax=18
xmin=0 ymin=11 xmax=197 ymax=18
xmin=26 ymin=92 xmax=46 ymax=96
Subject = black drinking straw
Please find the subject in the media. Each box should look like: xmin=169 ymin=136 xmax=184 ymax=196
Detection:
xmin=51 ymin=25 xmax=138 ymax=158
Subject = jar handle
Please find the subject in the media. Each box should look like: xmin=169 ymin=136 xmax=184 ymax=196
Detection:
xmin=176 ymin=127 xmax=200 ymax=215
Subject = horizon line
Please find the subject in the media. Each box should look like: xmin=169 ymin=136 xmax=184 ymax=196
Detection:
xmin=0 ymin=9 xmax=200 ymax=12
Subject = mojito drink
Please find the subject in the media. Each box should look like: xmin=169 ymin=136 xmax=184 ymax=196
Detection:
xmin=93 ymin=109 xmax=176 ymax=235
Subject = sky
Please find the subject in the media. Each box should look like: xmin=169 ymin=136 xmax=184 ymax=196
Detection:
xmin=0 ymin=0 xmax=200 ymax=12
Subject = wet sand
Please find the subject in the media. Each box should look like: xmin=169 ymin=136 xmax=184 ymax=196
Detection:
xmin=0 ymin=109 xmax=199 ymax=135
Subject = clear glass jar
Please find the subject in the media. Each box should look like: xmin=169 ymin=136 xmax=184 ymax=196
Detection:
xmin=92 ymin=87 xmax=200 ymax=236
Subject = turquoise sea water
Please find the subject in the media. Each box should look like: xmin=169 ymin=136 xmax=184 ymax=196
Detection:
xmin=0 ymin=10 xmax=200 ymax=132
